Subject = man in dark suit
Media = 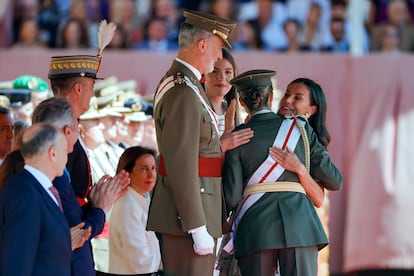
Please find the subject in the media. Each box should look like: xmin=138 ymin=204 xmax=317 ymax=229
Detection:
xmin=0 ymin=123 xmax=72 ymax=275
xmin=31 ymin=97 xmax=129 ymax=276
xmin=147 ymin=10 xmax=236 ymax=276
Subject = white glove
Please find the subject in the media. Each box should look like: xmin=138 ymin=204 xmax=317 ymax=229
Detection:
xmin=188 ymin=225 xmax=214 ymax=255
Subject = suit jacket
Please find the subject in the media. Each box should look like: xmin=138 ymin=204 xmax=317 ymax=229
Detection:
xmin=222 ymin=112 xmax=343 ymax=257
xmin=67 ymin=139 xmax=91 ymax=200
xmin=147 ymin=60 xmax=223 ymax=237
xmin=54 ymin=172 xmax=105 ymax=276
xmin=0 ymin=169 xmax=72 ymax=276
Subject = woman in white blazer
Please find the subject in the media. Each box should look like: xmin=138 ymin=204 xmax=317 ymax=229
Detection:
xmin=108 ymin=146 xmax=161 ymax=275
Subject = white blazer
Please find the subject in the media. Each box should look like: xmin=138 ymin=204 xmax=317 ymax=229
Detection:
xmin=108 ymin=187 xmax=161 ymax=274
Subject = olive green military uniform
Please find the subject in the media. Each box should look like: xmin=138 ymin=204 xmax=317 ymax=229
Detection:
xmin=147 ymin=59 xmax=223 ymax=275
xmin=146 ymin=9 xmax=236 ymax=276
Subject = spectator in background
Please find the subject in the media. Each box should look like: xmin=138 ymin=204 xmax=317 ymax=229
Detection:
xmin=205 ymin=0 xmax=240 ymax=51
xmin=379 ymin=22 xmax=401 ymax=53
xmin=370 ymin=0 xmax=414 ymax=51
xmin=37 ymin=0 xmax=61 ymax=48
xmin=99 ymin=109 xmax=125 ymax=161
xmin=135 ymin=17 xmax=178 ymax=52
xmin=107 ymin=24 xmax=129 ymax=49
xmin=150 ymin=0 xmax=180 ymax=44
xmin=320 ymin=17 xmax=350 ymax=53
xmin=111 ymin=0 xmax=143 ymax=48
xmin=150 ymin=0 xmax=181 ymax=43
xmin=87 ymin=0 xmax=110 ymax=23
xmin=121 ymin=112 xmax=151 ymax=149
xmin=59 ymin=18 xmax=90 ymax=48
xmin=11 ymin=0 xmax=39 ymax=46
xmin=279 ymin=18 xmax=310 ymax=52
xmin=206 ymin=0 xmax=239 ymax=21
xmin=85 ymin=0 xmax=110 ymax=48
xmin=366 ymin=0 xmax=414 ymax=28
xmin=330 ymin=0 xmax=370 ymax=54
xmin=232 ymin=19 xmax=263 ymax=50
xmin=79 ymin=110 xmax=115 ymax=182
xmin=302 ymin=2 xmax=326 ymax=51
xmin=238 ymin=0 xmax=288 ymax=51
xmin=0 ymin=106 xmax=14 ymax=165
xmin=12 ymin=18 xmax=46 ymax=49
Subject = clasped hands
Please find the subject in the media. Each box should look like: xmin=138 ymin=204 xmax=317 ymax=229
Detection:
xmin=88 ymin=170 xmax=130 ymax=214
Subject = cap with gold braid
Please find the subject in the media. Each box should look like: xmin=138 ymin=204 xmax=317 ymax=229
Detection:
xmin=183 ymin=10 xmax=236 ymax=48
xmin=48 ymin=55 xmax=102 ymax=80
xmin=48 ymin=20 xmax=116 ymax=80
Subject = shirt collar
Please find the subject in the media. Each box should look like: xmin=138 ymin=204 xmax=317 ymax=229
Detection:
xmin=175 ymin=57 xmax=202 ymax=81
xmin=24 ymin=164 xmax=53 ymax=189
xmin=252 ymin=109 xmax=272 ymax=117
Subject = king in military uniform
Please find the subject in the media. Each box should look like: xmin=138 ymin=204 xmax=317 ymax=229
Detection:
xmin=147 ymin=10 xmax=236 ymax=276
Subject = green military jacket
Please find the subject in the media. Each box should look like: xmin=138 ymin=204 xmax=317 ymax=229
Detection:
xmin=147 ymin=60 xmax=223 ymax=238
xmin=222 ymin=111 xmax=342 ymax=257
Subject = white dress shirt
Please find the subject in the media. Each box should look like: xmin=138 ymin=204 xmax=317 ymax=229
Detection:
xmin=24 ymin=165 xmax=60 ymax=207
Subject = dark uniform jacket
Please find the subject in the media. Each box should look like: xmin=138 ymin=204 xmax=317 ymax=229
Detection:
xmin=0 ymin=170 xmax=72 ymax=276
xmin=54 ymin=171 xmax=105 ymax=276
xmin=147 ymin=60 xmax=223 ymax=238
xmin=222 ymin=112 xmax=342 ymax=257
xmin=67 ymin=139 xmax=91 ymax=201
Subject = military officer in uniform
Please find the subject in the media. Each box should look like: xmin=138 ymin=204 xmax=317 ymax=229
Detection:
xmin=222 ymin=70 xmax=343 ymax=276
xmin=147 ymin=10 xmax=236 ymax=276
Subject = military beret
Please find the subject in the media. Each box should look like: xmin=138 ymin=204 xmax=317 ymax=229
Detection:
xmin=48 ymin=55 xmax=102 ymax=80
xmin=13 ymin=75 xmax=49 ymax=91
xmin=230 ymin=69 xmax=276 ymax=92
xmin=183 ymin=10 xmax=236 ymax=48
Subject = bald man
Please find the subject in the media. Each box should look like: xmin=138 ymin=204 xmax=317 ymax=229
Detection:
xmin=0 ymin=123 xmax=72 ymax=275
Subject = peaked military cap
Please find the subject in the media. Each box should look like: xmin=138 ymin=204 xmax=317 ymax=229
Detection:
xmin=48 ymin=55 xmax=102 ymax=80
xmin=183 ymin=10 xmax=236 ymax=48
xmin=230 ymin=69 xmax=276 ymax=91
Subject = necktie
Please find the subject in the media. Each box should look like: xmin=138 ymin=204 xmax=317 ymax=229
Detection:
xmin=49 ymin=186 xmax=63 ymax=212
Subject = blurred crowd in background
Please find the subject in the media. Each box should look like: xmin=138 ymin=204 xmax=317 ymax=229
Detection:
xmin=3 ymin=0 xmax=414 ymax=54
